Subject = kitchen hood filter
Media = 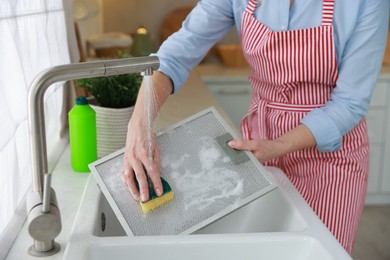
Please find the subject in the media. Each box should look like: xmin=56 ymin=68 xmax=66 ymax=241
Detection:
xmin=89 ymin=107 xmax=277 ymax=236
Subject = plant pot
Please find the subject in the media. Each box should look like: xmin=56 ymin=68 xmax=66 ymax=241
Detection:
xmin=90 ymin=103 xmax=134 ymax=158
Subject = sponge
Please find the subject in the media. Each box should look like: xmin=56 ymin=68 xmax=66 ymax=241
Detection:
xmin=135 ymin=176 xmax=174 ymax=213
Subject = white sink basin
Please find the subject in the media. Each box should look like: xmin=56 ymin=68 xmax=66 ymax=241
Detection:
xmin=93 ymin=184 xmax=307 ymax=237
xmin=63 ymin=167 xmax=351 ymax=260
xmin=83 ymin=235 xmax=333 ymax=260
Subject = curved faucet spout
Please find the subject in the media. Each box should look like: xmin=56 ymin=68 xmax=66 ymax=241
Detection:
xmin=27 ymin=56 xmax=159 ymax=256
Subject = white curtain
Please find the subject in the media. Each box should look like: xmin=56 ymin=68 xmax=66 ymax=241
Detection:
xmin=0 ymin=0 xmax=77 ymax=257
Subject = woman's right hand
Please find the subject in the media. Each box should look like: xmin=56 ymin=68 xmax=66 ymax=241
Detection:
xmin=120 ymin=71 xmax=173 ymax=203
xmin=121 ymin=112 xmax=163 ymax=202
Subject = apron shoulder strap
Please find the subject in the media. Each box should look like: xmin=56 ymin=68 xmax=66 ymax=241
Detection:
xmin=245 ymin=0 xmax=259 ymax=15
xmin=322 ymin=0 xmax=335 ymax=26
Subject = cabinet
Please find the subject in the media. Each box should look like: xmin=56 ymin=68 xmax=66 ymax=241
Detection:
xmin=203 ymin=76 xmax=252 ymax=129
xmin=203 ymin=72 xmax=390 ymax=205
xmin=365 ymin=75 xmax=390 ymax=204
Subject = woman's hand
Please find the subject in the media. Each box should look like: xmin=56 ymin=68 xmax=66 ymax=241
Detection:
xmin=120 ymin=71 xmax=173 ymax=203
xmin=121 ymin=113 xmax=163 ymax=202
xmin=228 ymin=124 xmax=317 ymax=163
xmin=228 ymin=138 xmax=286 ymax=163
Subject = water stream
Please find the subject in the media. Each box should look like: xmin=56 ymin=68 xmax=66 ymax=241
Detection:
xmin=141 ymin=73 xmax=188 ymax=171
xmin=143 ymin=75 xmax=154 ymax=167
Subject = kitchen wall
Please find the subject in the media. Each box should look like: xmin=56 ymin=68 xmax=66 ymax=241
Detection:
xmin=77 ymin=1 xmax=389 ymax=56
xmin=100 ymin=0 xmax=239 ymax=47
xmin=74 ymin=0 xmax=104 ymax=53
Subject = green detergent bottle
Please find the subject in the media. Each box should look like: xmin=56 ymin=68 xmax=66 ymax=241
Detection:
xmin=69 ymin=96 xmax=97 ymax=172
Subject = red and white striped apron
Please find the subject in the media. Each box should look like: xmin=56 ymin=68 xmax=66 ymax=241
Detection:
xmin=240 ymin=0 xmax=369 ymax=254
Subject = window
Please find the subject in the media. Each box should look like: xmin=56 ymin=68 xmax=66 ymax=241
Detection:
xmin=0 ymin=0 xmax=76 ymax=257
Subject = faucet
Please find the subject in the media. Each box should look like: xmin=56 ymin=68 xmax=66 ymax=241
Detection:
xmin=26 ymin=56 xmax=159 ymax=256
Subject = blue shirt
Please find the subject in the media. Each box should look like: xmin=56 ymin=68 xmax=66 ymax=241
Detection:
xmin=156 ymin=0 xmax=389 ymax=152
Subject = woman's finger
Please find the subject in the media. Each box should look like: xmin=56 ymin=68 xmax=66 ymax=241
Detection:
xmin=228 ymin=138 xmax=256 ymax=151
xmin=132 ymin=160 xmax=149 ymax=202
xmin=145 ymin=147 xmax=163 ymax=196
xmin=120 ymin=165 xmax=139 ymax=201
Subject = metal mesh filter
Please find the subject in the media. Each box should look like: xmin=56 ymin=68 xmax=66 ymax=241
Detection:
xmin=89 ymin=107 xmax=277 ymax=236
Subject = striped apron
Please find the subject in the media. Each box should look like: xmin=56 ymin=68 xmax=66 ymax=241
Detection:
xmin=240 ymin=0 xmax=369 ymax=254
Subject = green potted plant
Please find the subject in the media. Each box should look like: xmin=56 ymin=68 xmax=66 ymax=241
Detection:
xmin=76 ymin=59 xmax=142 ymax=158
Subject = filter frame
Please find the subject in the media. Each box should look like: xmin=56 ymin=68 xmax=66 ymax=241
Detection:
xmin=89 ymin=107 xmax=278 ymax=236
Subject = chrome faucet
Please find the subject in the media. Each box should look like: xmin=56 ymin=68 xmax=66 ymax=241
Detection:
xmin=26 ymin=56 xmax=159 ymax=256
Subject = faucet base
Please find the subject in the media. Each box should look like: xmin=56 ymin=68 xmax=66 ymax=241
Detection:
xmin=28 ymin=241 xmax=61 ymax=257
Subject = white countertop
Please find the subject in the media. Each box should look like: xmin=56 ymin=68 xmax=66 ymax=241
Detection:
xmin=6 ymin=145 xmax=89 ymax=260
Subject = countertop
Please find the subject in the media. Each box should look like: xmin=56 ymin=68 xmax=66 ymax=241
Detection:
xmin=380 ymin=63 xmax=390 ymax=76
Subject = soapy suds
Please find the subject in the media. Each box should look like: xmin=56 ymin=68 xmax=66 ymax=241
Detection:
xmin=106 ymin=159 xmax=127 ymax=191
xmin=162 ymin=154 xmax=190 ymax=169
xmin=222 ymin=157 xmax=231 ymax=163
xmin=165 ymin=140 xmax=244 ymax=211
xmin=199 ymin=146 xmax=220 ymax=170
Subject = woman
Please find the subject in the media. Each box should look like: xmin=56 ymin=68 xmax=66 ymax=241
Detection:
xmin=121 ymin=0 xmax=389 ymax=253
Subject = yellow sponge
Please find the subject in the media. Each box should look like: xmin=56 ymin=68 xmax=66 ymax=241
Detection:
xmin=137 ymin=177 xmax=174 ymax=213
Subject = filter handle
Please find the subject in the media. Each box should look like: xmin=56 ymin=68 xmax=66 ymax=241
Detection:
xmin=215 ymin=133 xmax=250 ymax=165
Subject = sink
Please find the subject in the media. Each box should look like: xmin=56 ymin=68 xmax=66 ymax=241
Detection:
xmin=83 ymin=235 xmax=333 ymax=260
xmin=63 ymin=167 xmax=352 ymax=260
xmin=93 ymin=185 xmax=308 ymax=237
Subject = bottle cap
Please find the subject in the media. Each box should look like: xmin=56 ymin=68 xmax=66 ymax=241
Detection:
xmin=75 ymin=96 xmax=89 ymax=105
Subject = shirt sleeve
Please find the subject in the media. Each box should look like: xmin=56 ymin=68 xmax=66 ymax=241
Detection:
xmin=155 ymin=0 xmax=235 ymax=93
xmin=301 ymin=0 xmax=389 ymax=152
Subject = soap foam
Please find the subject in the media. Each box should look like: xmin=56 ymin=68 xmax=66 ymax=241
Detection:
xmin=106 ymin=159 xmax=127 ymax=192
xmin=167 ymin=139 xmax=244 ymax=211
xmin=161 ymin=154 xmax=189 ymax=169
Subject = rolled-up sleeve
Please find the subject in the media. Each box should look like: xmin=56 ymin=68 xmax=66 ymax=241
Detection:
xmin=156 ymin=0 xmax=235 ymax=93
xmin=301 ymin=0 xmax=389 ymax=152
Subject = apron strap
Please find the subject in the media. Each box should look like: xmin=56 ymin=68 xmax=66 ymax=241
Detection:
xmin=322 ymin=0 xmax=335 ymax=26
xmin=240 ymin=100 xmax=323 ymax=141
xmin=241 ymin=99 xmax=268 ymax=140
xmin=245 ymin=0 xmax=259 ymax=15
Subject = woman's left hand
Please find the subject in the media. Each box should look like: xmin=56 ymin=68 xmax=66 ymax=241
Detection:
xmin=228 ymin=125 xmax=317 ymax=163
xmin=228 ymin=138 xmax=285 ymax=163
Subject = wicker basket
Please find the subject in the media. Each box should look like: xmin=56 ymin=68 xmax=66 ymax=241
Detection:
xmin=90 ymin=104 xmax=134 ymax=158
xmin=217 ymin=44 xmax=248 ymax=68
